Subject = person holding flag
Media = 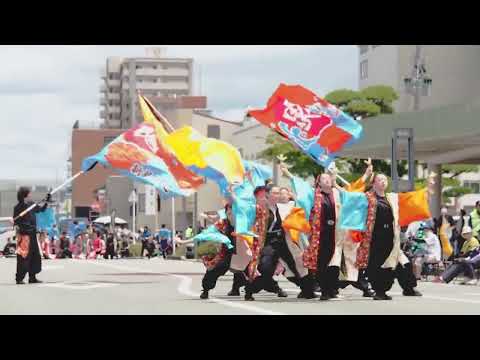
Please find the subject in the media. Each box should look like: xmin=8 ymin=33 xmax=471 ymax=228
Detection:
xmin=13 ymin=187 xmax=51 ymax=284
xmin=243 ymin=183 xmax=313 ymax=301
xmin=355 ymin=172 xmax=436 ymax=300
xmin=280 ymin=159 xmax=376 ymax=299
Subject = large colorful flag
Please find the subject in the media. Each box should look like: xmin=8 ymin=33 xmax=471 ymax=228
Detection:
xmin=82 ymin=122 xmax=192 ymax=199
xmin=139 ymin=95 xmax=245 ymax=188
xmin=138 ymin=96 xmax=204 ymax=191
xmin=248 ymin=84 xmax=363 ymax=168
xmin=163 ymin=126 xmax=245 ymax=186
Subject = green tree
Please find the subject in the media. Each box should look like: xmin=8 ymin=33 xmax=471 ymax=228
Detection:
xmin=324 ymin=89 xmax=363 ymax=111
xmin=360 ymin=85 xmax=399 ymax=114
xmin=415 ymin=164 xmax=478 ymax=202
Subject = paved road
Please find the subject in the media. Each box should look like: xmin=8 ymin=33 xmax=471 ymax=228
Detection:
xmin=1 ymin=257 xmax=480 ymax=315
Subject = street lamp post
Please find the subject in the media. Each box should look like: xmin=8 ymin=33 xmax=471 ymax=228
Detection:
xmin=403 ymin=45 xmax=432 ymax=111
xmin=402 ymin=45 xmax=440 ymax=217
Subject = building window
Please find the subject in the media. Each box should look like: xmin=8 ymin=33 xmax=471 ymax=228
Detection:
xmin=104 ymin=136 xmax=116 ymax=146
xmin=359 ymin=45 xmax=369 ymax=54
xmin=75 ymin=207 xmax=90 ymax=218
xmin=152 ymin=65 xmax=157 ymax=70
xmin=372 ymin=45 xmax=381 ymax=49
xmin=129 ymin=204 xmax=138 ymax=217
xmin=207 ymin=125 xmax=220 ymax=139
xmin=109 ymin=101 xmax=113 ymax=106
xmin=138 ymin=194 xmax=146 ymax=213
xmin=360 ymin=60 xmax=368 ymax=80
xmin=109 ymin=88 xmax=113 ymax=92
xmin=136 ymin=65 xmax=142 ymax=69
xmin=464 ymin=181 xmax=480 ymax=193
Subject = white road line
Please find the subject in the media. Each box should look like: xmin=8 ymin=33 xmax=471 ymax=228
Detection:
xmin=78 ymin=260 xmax=285 ymax=315
xmin=42 ymin=265 xmax=64 ymax=270
xmin=40 ymin=282 xmax=117 ymax=290
xmin=170 ymin=274 xmax=284 ymax=315
xmin=390 ymin=291 xmax=480 ymax=305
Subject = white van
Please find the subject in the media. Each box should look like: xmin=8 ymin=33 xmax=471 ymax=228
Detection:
xmin=0 ymin=217 xmax=16 ymax=256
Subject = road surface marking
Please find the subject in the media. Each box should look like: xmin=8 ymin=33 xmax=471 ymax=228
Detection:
xmin=79 ymin=261 xmax=285 ymax=315
xmin=40 ymin=281 xmax=117 ymax=290
xmin=43 ymin=265 xmax=64 ymax=270
xmin=390 ymin=291 xmax=480 ymax=305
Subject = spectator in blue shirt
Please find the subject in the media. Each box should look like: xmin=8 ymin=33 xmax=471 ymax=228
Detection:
xmin=140 ymin=226 xmax=152 ymax=258
xmin=158 ymin=224 xmax=172 ymax=259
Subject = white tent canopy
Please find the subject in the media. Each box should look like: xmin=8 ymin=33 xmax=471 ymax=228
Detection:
xmin=93 ymin=216 xmax=128 ymax=225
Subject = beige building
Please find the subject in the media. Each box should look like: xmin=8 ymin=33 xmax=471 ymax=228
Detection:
xmin=357 ymin=45 xmax=480 ymax=215
xmin=358 ymin=45 xmax=480 ymax=112
xmin=100 ymin=47 xmax=194 ymax=129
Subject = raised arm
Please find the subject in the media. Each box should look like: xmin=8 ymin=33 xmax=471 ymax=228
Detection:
xmin=279 ymin=162 xmax=293 ymax=180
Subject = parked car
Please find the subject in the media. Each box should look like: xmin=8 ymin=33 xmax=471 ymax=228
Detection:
xmin=0 ymin=217 xmax=16 ymax=256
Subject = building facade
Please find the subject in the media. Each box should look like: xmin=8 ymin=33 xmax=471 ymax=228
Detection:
xmin=358 ymin=45 xmax=480 ymax=112
xmin=71 ymin=128 xmax=124 ymax=218
xmin=358 ymin=45 xmax=480 ymax=215
xmin=100 ymin=48 xmax=194 ymax=129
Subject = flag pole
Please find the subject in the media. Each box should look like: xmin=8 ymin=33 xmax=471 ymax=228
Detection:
xmin=138 ymin=92 xmax=175 ymax=133
xmin=333 ymin=173 xmax=351 ymax=187
xmin=171 ymin=197 xmax=176 ymax=256
xmin=327 ymin=162 xmax=351 ymax=187
xmin=14 ymin=163 xmax=98 ymax=221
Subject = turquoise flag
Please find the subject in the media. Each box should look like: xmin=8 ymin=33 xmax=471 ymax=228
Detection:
xmin=290 ymin=176 xmax=314 ymax=220
xmin=217 ymin=209 xmax=227 ymax=220
xmin=243 ymin=160 xmax=273 ymax=188
xmin=338 ymin=191 xmax=368 ymax=231
xmin=36 ymin=208 xmax=56 ymax=233
xmin=193 ymin=225 xmax=234 ymax=249
xmin=232 ymin=179 xmax=257 ymax=237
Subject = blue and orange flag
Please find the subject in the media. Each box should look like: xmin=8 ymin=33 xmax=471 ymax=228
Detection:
xmin=248 ymin=84 xmax=363 ymax=168
xmin=81 ymin=122 xmax=193 ymax=199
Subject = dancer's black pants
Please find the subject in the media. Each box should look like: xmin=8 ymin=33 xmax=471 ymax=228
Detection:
xmin=245 ymin=237 xmax=304 ymax=295
xmin=338 ymin=269 xmax=372 ymax=293
xmin=367 ymin=262 xmax=417 ymax=294
xmin=202 ymin=252 xmax=232 ymax=291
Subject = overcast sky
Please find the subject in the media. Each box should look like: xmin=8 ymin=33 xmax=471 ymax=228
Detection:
xmin=0 ymin=45 xmax=358 ymax=181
